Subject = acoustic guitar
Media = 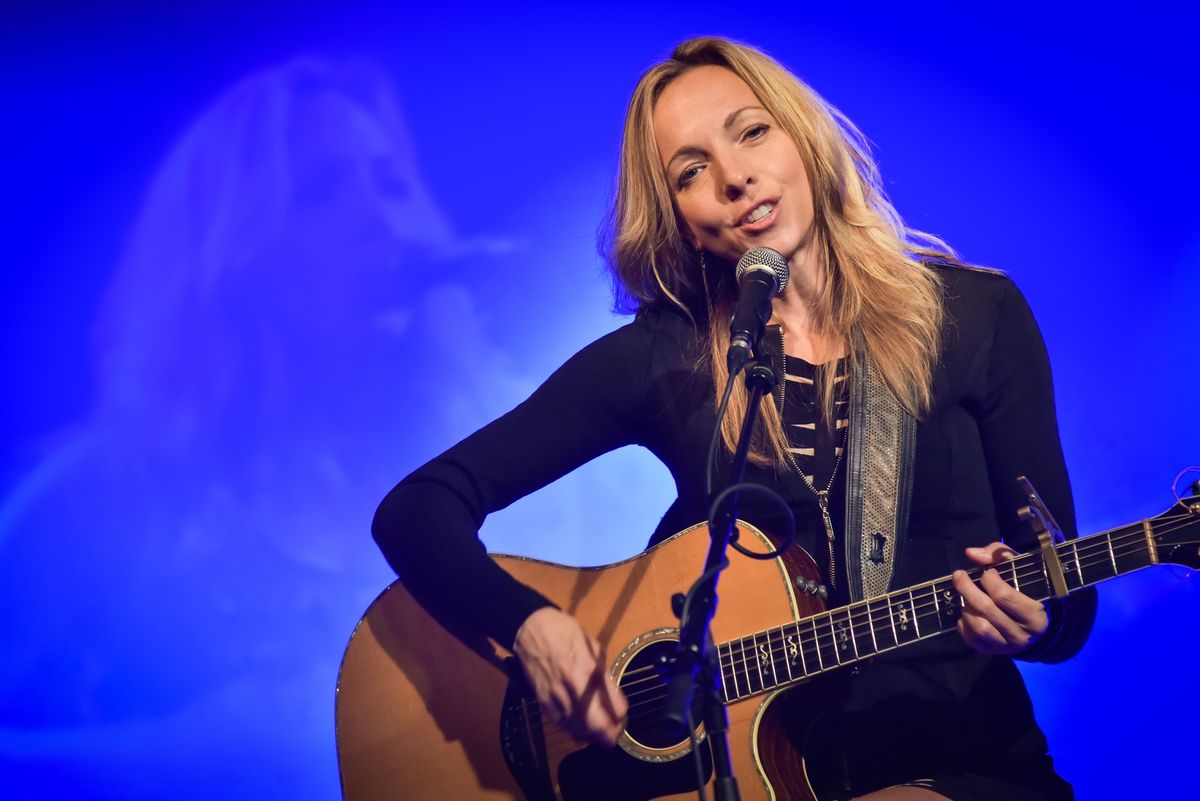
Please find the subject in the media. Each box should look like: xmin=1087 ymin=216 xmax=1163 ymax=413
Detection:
xmin=335 ymin=489 xmax=1200 ymax=800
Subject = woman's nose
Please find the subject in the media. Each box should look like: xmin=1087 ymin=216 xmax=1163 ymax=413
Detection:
xmin=719 ymin=159 xmax=755 ymax=201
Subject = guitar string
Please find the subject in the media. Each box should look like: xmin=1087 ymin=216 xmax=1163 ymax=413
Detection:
xmin=513 ymin=521 xmax=1199 ymax=740
xmin=610 ymin=519 xmax=1188 ymax=697
xmin=716 ymin=516 xmax=1195 ymax=669
xmin=625 ymin=512 xmax=1189 ymax=685
xmin=550 ymin=522 xmax=1199 ymax=714
xmin=711 ymin=528 xmax=1197 ymax=698
xmin=527 ymin=528 xmax=1200 ymax=752
xmin=521 ymin=518 xmax=1198 ymax=725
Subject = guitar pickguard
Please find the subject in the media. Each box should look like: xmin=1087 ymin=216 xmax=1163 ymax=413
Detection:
xmin=499 ymin=658 xmax=556 ymax=801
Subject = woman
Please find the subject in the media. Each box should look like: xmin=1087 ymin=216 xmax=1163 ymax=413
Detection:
xmin=372 ymin=37 xmax=1096 ymax=800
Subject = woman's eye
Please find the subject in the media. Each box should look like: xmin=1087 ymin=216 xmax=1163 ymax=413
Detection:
xmin=744 ymin=124 xmax=769 ymax=141
xmin=677 ymin=165 xmax=703 ymax=189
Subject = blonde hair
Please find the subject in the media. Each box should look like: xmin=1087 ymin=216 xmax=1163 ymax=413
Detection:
xmin=603 ymin=36 xmax=956 ymax=466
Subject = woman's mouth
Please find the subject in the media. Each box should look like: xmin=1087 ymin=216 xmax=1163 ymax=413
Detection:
xmin=738 ymin=200 xmax=779 ymax=232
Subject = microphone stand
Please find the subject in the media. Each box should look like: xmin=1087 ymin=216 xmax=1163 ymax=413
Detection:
xmin=664 ymin=358 xmax=778 ymax=801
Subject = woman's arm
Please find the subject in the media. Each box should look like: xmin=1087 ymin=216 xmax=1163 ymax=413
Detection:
xmin=370 ymin=317 xmax=675 ymax=744
xmin=964 ymin=275 xmax=1097 ymax=663
xmin=372 ymin=318 xmax=661 ymax=649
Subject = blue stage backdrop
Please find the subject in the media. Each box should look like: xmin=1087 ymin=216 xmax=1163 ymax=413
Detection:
xmin=2 ymin=4 xmax=1196 ymax=799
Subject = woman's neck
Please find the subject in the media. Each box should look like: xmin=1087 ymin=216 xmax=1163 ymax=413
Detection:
xmin=771 ymin=248 xmax=845 ymax=364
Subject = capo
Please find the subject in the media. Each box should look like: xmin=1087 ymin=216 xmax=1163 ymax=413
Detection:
xmin=1016 ymin=476 xmax=1069 ymax=599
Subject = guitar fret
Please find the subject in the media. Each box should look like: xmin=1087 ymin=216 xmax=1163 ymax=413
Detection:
xmin=729 ymin=642 xmax=748 ymax=695
xmin=1080 ymin=537 xmax=1089 ymax=587
xmin=934 ymin=578 xmax=959 ymax=628
xmin=825 ymin=614 xmax=839 ymax=666
xmin=750 ymin=632 xmax=765 ymax=691
xmin=884 ymin=596 xmax=899 ymax=646
xmin=769 ymin=630 xmax=783 ymax=687
xmin=831 ymin=608 xmax=856 ymax=662
xmin=810 ymin=617 xmax=825 ymax=671
xmin=719 ymin=642 xmax=735 ymax=701
xmin=778 ymin=626 xmax=794 ymax=681
xmin=1038 ymin=554 xmax=1051 ymax=601
xmin=1012 ymin=553 xmax=1042 ymax=602
xmin=865 ymin=601 xmax=879 ymax=654
xmin=868 ymin=598 xmax=896 ymax=652
xmin=850 ymin=603 xmax=873 ymax=657
xmin=738 ymin=636 xmax=756 ymax=695
xmin=1106 ymin=532 xmax=1118 ymax=576
xmin=778 ymin=626 xmax=795 ymax=682
xmin=792 ymin=622 xmax=808 ymax=677
xmin=1059 ymin=548 xmax=1074 ymax=597
xmin=747 ymin=634 xmax=764 ymax=694
xmin=920 ymin=585 xmax=942 ymax=636
xmin=1087 ymin=537 xmax=1117 ymax=583
xmin=890 ymin=590 xmax=918 ymax=644
xmin=761 ymin=630 xmax=780 ymax=690
xmin=908 ymin=590 xmax=922 ymax=638
xmin=729 ymin=641 xmax=741 ymax=699
xmin=725 ymin=638 xmax=739 ymax=699
xmin=1114 ymin=524 xmax=1153 ymax=574
xmin=821 ymin=613 xmax=840 ymax=668
xmin=750 ymin=632 xmax=763 ymax=690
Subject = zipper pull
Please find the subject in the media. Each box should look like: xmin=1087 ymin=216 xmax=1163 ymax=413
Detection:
xmin=818 ymin=490 xmax=837 ymax=590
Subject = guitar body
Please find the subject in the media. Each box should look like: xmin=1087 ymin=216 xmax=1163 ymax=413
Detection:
xmin=335 ymin=521 xmax=841 ymax=801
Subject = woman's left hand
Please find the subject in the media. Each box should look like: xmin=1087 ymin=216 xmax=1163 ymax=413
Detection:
xmin=953 ymin=542 xmax=1048 ymax=656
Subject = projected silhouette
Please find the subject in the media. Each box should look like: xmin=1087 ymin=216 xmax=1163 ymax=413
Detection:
xmin=0 ymin=56 xmax=528 ymax=797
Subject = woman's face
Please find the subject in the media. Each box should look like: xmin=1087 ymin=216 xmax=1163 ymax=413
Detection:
xmin=653 ymin=65 xmax=815 ymax=267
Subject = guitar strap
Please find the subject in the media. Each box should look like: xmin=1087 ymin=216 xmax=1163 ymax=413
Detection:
xmin=844 ymin=353 xmax=916 ymax=601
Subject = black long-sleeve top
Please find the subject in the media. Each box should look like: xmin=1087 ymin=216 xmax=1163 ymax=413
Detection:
xmin=373 ymin=263 xmax=1097 ymax=794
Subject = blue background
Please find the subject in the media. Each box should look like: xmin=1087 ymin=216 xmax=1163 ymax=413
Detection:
xmin=2 ymin=3 xmax=1197 ymax=799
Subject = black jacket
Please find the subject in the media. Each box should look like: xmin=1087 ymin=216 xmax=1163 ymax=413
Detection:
xmin=373 ymin=263 xmax=1096 ymax=795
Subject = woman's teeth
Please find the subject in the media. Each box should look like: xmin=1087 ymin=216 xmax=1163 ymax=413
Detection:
xmin=747 ymin=202 xmax=774 ymax=223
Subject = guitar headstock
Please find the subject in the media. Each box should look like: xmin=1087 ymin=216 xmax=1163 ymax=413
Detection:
xmin=1152 ymin=493 xmax=1200 ymax=570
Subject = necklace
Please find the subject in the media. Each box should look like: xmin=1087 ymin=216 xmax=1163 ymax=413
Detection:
xmin=778 ymin=327 xmax=848 ymax=590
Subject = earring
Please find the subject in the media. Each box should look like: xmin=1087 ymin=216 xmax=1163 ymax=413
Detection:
xmin=697 ymin=247 xmax=707 ymax=272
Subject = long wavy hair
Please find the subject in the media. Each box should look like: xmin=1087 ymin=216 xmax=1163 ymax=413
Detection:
xmin=602 ymin=37 xmax=957 ymax=466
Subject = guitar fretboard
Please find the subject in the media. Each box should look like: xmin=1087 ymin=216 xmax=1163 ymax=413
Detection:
xmin=716 ymin=518 xmax=1159 ymax=702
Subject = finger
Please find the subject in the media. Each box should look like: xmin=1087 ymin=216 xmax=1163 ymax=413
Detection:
xmin=964 ymin=542 xmax=1018 ymax=566
xmin=558 ymin=641 xmax=619 ymax=746
xmin=953 ymin=569 xmax=1027 ymax=645
xmin=602 ymin=674 xmax=628 ymax=744
xmin=546 ymin=691 xmax=574 ymax=732
xmin=606 ymin=673 xmax=629 ymax=720
xmin=583 ymin=689 xmax=621 ymax=747
xmin=590 ymin=645 xmax=627 ymax=721
xmin=978 ymin=568 xmax=1048 ymax=636
xmin=957 ymin=613 xmax=1007 ymax=654
xmin=582 ymin=653 xmax=624 ymax=747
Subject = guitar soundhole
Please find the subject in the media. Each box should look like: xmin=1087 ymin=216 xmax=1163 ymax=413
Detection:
xmin=619 ymin=640 xmax=704 ymax=751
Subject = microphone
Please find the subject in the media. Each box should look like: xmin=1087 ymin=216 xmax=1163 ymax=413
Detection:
xmin=727 ymin=247 xmax=789 ymax=373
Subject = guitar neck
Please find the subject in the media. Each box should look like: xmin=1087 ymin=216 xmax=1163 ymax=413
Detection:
xmin=716 ymin=513 xmax=1173 ymax=703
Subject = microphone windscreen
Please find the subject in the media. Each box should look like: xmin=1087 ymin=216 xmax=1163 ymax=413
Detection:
xmin=735 ymin=247 xmax=789 ymax=293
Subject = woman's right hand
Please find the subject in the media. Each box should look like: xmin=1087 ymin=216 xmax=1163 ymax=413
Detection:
xmin=512 ymin=607 xmax=628 ymax=747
